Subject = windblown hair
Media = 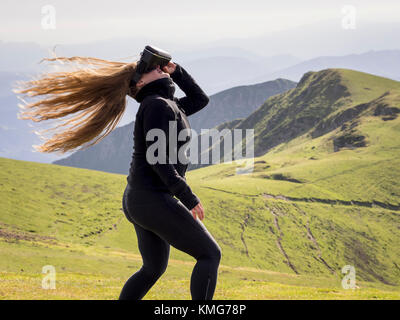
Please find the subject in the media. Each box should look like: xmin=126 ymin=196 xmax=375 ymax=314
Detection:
xmin=14 ymin=56 xmax=140 ymax=154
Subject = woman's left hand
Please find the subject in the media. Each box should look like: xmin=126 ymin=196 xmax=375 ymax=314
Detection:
xmin=190 ymin=201 xmax=204 ymax=221
xmin=162 ymin=61 xmax=176 ymax=74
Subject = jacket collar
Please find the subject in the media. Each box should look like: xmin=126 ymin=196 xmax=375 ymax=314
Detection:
xmin=135 ymin=77 xmax=176 ymax=103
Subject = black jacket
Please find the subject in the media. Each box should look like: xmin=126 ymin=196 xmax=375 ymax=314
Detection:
xmin=127 ymin=63 xmax=210 ymax=210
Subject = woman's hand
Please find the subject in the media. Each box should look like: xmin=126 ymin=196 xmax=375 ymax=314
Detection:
xmin=162 ymin=61 xmax=177 ymax=74
xmin=190 ymin=201 xmax=204 ymax=221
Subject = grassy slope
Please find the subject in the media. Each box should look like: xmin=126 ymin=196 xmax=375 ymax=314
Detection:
xmin=1 ymin=69 xmax=400 ymax=299
xmin=1 ymin=156 xmax=399 ymax=300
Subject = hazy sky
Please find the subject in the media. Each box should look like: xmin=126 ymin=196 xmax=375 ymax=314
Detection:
xmin=1 ymin=0 xmax=400 ymax=46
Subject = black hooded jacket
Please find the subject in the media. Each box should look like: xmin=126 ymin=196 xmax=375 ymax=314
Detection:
xmin=126 ymin=63 xmax=210 ymax=210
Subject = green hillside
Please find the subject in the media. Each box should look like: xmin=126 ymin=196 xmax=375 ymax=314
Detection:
xmin=1 ymin=69 xmax=400 ymax=299
xmin=1 ymin=155 xmax=399 ymax=300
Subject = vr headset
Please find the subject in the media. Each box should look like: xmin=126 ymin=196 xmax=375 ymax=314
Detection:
xmin=129 ymin=45 xmax=172 ymax=88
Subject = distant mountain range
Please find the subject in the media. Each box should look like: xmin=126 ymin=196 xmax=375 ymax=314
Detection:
xmin=177 ymin=55 xmax=300 ymax=94
xmin=0 ymin=93 xmax=62 ymax=163
xmin=0 ymin=40 xmax=300 ymax=95
xmin=247 ymin=50 xmax=400 ymax=83
xmin=3 ymin=38 xmax=400 ymax=93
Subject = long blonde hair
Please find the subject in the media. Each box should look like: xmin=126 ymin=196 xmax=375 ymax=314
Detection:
xmin=14 ymin=56 xmax=140 ymax=154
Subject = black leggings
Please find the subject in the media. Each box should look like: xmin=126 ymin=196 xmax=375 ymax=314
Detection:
xmin=119 ymin=183 xmax=222 ymax=300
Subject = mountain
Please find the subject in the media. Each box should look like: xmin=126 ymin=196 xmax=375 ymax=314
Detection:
xmin=0 ymin=94 xmax=63 ymax=163
xmin=187 ymin=78 xmax=296 ymax=134
xmin=0 ymin=70 xmax=67 ymax=163
xmin=0 ymin=40 xmax=301 ymax=95
xmin=176 ymin=55 xmax=300 ymax=95
xmin=52 ymin=78 xmax=295 ymax=174
xmin=206 ymin=19 xmax=400 ymax=58
xmin=0 ymin=89 xmax=65 ymax=163
xmin=189 ymin=68 xmax=400 ymax=171
xmin=248 ymin=50 xmax=400 ymax=84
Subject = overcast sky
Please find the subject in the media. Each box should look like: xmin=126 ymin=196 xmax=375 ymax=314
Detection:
xmin=1 ymin=0 xmax=400 ymax=46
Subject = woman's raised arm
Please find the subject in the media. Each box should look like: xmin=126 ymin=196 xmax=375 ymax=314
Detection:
xmin=170 ymin=63 xmax=210 ymax=117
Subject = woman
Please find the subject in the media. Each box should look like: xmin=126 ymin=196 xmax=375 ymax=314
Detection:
xmin=120 ymin=61 xmax=222 ymax=300
xmin=15 ymin=53 xmax=222 ymax=300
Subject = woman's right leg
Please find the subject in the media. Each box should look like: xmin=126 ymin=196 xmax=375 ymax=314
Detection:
xmin=124 ymin=186 xmax=222 ymax=300
xmin=119 ymin=220 xmax=170 ymax=300
xmin=120 ymin=185 xmax=171 ymax=300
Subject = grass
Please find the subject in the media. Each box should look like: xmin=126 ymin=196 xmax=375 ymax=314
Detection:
xmin=1 ymin=69 xmax=400 ymax=299
xmin=1 ymin=238 xmax=399 ymax=300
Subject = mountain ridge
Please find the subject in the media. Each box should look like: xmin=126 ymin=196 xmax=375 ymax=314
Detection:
xmin=189 ymin=68 xmax=400 ymax=171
